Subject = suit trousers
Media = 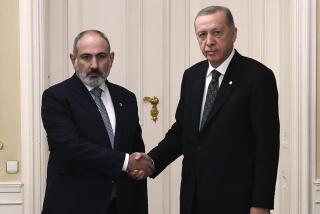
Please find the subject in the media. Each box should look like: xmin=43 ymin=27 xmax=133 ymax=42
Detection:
xmin=107 ymin=199 xmax=118 ymax=214
xmin=191 ymin=185 xmax=202 ymax=214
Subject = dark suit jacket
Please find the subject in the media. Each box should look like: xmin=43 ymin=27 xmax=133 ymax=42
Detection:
xmin=148 ymin=51 xmax=280 ymax=214
xmin=41 ymin=74 xmax=148 ymax=214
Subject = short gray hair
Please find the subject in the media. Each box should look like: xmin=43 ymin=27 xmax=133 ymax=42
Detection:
xmin=195 ymin=6 xmax=235 ymax=27
xmin=72 ymin=30 xmax=111 ymax=55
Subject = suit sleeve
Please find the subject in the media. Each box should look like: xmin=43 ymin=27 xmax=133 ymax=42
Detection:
xmin=250 ymin=69 xmax=280 ymax=209
xmin=41 ymin=89 xmax=125 ymax=178
xmin=148 ymin=73 xmax=186 ymax=177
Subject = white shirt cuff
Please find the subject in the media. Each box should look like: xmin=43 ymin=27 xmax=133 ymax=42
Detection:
xmin=122 ymin=153 xmax=129 ymax=171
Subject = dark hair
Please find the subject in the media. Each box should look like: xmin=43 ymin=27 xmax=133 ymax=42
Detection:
xmin=195 ymin=6 xmax=235 ymax=27
xmin=73 ymin=30 xmax=111 ymax=55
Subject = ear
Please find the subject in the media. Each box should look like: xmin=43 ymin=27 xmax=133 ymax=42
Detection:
xmin=109 ymin=52 xmax=115 ymax=65
xmin=232 ymin=27 xmax=238 ymax=43
xmin=70 ymin=53 xmax=76 ymax=65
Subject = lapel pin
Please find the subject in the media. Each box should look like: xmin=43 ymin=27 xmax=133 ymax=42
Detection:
xmin=119 ymin=102 xmax=123 ymax=107
xmin=229 ymin=81 xmax=233 ymax=85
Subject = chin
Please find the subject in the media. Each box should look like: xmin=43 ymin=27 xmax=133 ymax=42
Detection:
xmin=76 ymin=70 xmax=108 ymax=87
xmin=82 ymin=76 xmax=105 ymax=88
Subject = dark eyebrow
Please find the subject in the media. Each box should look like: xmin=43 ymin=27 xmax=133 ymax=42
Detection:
xmin=79 ymin=52 xmax=108 ymax=56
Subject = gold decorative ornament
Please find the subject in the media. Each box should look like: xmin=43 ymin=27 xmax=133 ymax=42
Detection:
xmin=143 ymin=96 xmax=159 ymax=122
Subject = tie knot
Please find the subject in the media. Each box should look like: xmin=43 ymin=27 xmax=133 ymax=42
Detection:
xmin=91 ymin=87 xmax=103 ymax=97
xmin=212 ymin=70 xmax=221 ymax=80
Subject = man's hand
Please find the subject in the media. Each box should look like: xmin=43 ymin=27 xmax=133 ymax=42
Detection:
xmin=250 ymin=207 xmax=270 ymax=214
xmin=127 ymin=152 xmax=154 ymax=180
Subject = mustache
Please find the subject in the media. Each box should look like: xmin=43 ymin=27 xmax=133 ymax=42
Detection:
xmin=87 ymin=68 xmax=102 ymax=76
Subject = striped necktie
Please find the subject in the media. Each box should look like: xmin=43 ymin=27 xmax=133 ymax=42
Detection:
xmin=91 ymin=87 xmax=115 ymax=148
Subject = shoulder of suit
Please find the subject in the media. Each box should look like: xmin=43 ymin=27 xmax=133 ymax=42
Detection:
xmin=107 ymin=81 xmax=136 ymax=99
xmin=44 ymin=75 xmax=75 ymax=94
xmin=187 ymin=60 xmax=208 ymax=71
xmin=241 ymin=55 xmax=267 ymax=68
xmin=237 ymin=59 xmax=277 ymax=88
xmin=183 ymin=60 xmax=208 ymax=78
xmin=236 ymin=54 xmax=275 ymax=78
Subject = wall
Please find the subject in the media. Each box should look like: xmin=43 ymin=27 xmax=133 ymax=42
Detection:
xmin=317 ymin=0 xmax=320 ymax=179
xmin=0 ymin=0 xmax=21 ymax=181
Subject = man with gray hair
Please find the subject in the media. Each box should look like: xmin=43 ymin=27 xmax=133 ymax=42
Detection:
xmin=133 ymin=6 xmax=279 ymax=214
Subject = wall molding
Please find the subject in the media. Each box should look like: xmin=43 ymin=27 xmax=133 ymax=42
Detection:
xmin=313 ymin=180 xmax=320 ymax=213
xmin=0 ymin=182 xmax=23 ymax=205
xmin=0 ymin=182 xmax=23 ymax=193
xmin=291 ymin=0 xmax=312 ymax=213
xmin=47 ymin=0 xmax=70 ymax=85
xmin=310 ymin=1 xmax=318 ymax=214
xmin=19 ymin=0 xmax=46 ymax=213
xmin=126 ymin=0 xmax=144 ymax=123
xmin=161 ymin=1 xmax=171 ymax=213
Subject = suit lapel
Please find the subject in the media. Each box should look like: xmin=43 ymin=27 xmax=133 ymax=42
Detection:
xmin=201 ymin=51 xmax=243 ymax=131
xmin=69 ymin=74 xmax=112 ymax=147
xmin=192 ymin=62 xmax=209 ymax=132
xmin=106 ymin=82 xmax=123 ymax=150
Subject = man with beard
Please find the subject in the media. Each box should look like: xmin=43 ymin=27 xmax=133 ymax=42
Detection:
xmin=41 ymin=30 xmax=154 ymax=214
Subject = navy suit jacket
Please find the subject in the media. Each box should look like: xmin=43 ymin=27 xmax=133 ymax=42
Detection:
xmin=149 ymin=50 xmax=280 ymax=214
xmin=41 ymin=74 xmax=148 ymax=214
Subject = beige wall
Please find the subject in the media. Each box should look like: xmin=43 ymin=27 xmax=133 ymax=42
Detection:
xmin=317 ymin=1 xmax=320 ymax=179
xmin=0 ymin=0 xmax=21 ymax=181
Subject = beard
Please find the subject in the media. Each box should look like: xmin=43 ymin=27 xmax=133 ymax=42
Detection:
xmin=75 ymin=66 xmax=110 ymax=88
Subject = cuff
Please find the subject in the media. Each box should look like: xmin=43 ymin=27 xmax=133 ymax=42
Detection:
xmin=122 ymin=153 xmax=129 ymax=171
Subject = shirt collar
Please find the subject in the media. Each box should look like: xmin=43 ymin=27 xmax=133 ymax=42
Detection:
xmin=206 ymin=48 xmax=235 ymax=77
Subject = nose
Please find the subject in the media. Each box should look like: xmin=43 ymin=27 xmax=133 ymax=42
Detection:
xmin=90 ymin=57 xmax=98 ymax=68
xmin=206 ymin=34 xmax=215 ymax=47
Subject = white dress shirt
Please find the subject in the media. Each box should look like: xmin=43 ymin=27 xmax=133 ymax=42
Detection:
xmin=85 ymin=82 xmax=129 ymax=171
xmin=199 ymin=49 xmax=235 ymax=128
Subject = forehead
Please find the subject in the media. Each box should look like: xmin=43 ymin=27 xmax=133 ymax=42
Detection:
xmin=195 ymin=11 xmax=228 ymax=31
xmin=77 ymin=33 xmax=109 ymax=53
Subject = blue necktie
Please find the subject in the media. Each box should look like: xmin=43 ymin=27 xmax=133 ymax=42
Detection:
xmin=200 ymin=70 xmax=221 ymax=131
xmin=91 ymin=87 xmax=115 ymax=148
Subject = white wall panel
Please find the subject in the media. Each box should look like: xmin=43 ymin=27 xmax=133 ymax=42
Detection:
xmin=313 ymin=180 xmax=320 ymax=214
xmin=0 ymin=183 xmax=23 ymax=214
xmin=47 ymin=0 xmax=69 ymax=86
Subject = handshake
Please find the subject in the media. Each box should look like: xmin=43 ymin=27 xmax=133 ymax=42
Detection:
xmin=127 ymin=152 xmax=155 ymax=180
